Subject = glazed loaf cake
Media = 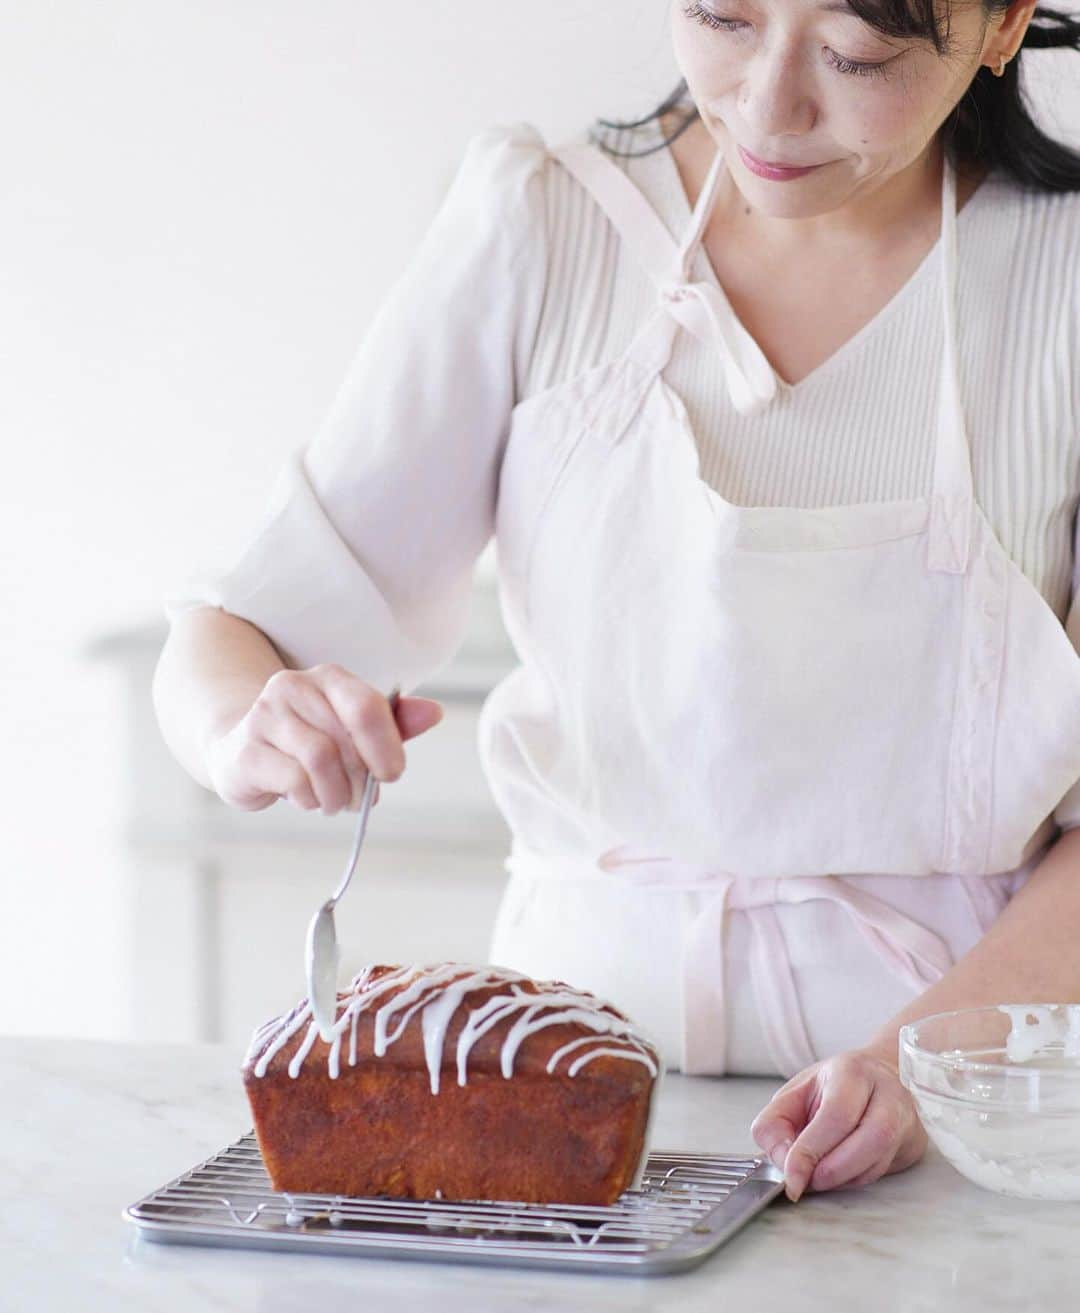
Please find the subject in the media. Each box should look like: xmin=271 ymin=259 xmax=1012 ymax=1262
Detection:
xmin=242 ymin=962 xmax=663 ymax=1205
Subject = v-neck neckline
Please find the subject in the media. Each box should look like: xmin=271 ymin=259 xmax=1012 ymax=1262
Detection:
xmin=654 ymin=127 xmax=995 ymax=399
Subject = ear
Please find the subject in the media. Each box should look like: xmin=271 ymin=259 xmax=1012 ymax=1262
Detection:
xmin=987 ymin=0 xmax=1040 ymax=65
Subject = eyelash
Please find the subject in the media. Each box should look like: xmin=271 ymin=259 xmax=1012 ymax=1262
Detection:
xmin=682 ymin=2 xmax=893 ymax=80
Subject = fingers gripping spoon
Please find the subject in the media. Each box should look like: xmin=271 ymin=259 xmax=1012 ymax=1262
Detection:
xmin=305 ymin=684 xmax=401 ymax=1042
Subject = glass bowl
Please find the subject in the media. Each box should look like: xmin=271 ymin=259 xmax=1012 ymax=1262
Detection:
xmin=898 ymin=1004 xmax=1080 ymax=1201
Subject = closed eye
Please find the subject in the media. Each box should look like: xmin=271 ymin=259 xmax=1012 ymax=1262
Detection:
xmin=681 ymin=3 xmax=895 ymax=80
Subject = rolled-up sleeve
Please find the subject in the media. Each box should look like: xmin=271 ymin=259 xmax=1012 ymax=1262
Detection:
xmin=163 ymin=120 xmax=550 ymax=694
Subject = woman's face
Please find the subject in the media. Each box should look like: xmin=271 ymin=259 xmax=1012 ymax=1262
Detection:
xmin=670 ymin=0 xmax=993 ymax=217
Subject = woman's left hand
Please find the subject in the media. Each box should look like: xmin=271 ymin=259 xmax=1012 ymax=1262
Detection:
xmin=749 ymin=1048 xmax=929 ymax=1202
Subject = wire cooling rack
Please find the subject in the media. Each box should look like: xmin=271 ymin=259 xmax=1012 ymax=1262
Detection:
xmin=123 ymin=1131 xmax=785 ymax=1275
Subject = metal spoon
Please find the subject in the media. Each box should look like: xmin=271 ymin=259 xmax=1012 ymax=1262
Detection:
xmin=305 ymin=683 xmax=401 ymax=1041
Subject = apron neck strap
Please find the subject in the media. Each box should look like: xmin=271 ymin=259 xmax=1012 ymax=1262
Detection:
xmin=927 ymin=147 xmax=976 ymax=574
xmin=550 ymin=138 xmax=686 ymax=285
xmin=676 ymin=141 xmax=727 ymax=278
xmin=551 ymin=137 xmax=774 ymax=405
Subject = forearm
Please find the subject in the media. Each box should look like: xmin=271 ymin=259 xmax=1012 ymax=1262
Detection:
xmin=862 ymin=827 xmax=1080 ymax=1071
xmin=152 ymin=605 xmax=286 ymax=790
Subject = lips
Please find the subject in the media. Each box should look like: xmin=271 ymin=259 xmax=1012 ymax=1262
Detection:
xmin=742 ymin=147 xmax=817 ymax=169
xmin=735 ymin=145 xmax=827 ymax=181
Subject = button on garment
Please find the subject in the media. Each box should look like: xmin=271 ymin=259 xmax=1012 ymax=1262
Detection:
xmin=483 ymin=134 xmax=1080 ymax=1076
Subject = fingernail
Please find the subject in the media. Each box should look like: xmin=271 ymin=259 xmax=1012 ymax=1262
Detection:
xmin=770 ymin=1140 xmax=792 ymax=1171
xmin=786 ymin=1179 xmax=804 ymax=1203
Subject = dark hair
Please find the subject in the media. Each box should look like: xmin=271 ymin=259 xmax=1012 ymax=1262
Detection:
xmin=592 ymin=3 xmax=1080 ymax=193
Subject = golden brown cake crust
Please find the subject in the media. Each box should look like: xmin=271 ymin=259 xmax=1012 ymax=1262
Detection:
xmin=242 ymin=963 xmax=661 ymax=1205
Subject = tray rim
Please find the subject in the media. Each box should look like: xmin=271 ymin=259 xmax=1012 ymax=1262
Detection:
xmin=123 ymin=1130 xmax=786 ymax=1277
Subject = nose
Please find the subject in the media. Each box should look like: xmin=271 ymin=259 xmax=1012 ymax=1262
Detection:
xmin=738 ymin=41 xmax=817 ymax=142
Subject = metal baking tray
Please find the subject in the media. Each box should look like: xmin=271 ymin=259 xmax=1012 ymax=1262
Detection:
xmin=124 ymin=1131 xmax=784 ymax=1275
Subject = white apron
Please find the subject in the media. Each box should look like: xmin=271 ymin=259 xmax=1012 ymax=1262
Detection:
xmin=479 ymin=134 xmax=1080 ymax=1078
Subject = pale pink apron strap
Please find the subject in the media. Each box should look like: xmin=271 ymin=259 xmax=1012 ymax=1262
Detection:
xmin=746 ymin=876 xmax=957 ymax=993
xmin=925 ymin=147 xmax=976 ymax=576
xmin=550 ymin=139 xmax=777 ymax=415
xmin=600 ymin=847 xmax=954 ymax=1078
xmin=748 ymin=901 xmax=819 ymax=1077
xmin=549 ymin=141 xmax=688 ymax=285
xmin=661 ymin=280 xmax=778 ymax=416
xmin=678 ymin=880 xmax=735 ymax=1074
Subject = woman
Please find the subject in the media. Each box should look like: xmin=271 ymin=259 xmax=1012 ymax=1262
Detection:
xmin=155 ymin=0 xmax=1080 ymax=1204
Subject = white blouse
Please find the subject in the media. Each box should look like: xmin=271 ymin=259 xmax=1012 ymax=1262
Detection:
xmin=164 ymin=118 xmax=1080 ymax=827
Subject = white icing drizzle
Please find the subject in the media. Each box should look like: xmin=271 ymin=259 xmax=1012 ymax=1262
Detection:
xmin=567 ymin=1046 xmax=659 ymax=1078
xmin=288 ymin=1019 xmax=321 ymax=1079
xmin=248 ymin=962 xmax=661 ymax=1096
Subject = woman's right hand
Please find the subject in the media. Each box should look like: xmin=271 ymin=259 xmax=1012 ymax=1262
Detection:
xmin=204 ymin=665 xmax=444 ymax=814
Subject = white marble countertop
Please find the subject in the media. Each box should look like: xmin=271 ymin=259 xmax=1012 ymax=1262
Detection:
xmin=6 ymin=1035 xmax=1078 ymax=1310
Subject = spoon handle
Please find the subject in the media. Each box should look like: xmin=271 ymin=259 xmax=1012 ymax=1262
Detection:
xmin=329 ymin=683 xmax=401 ymax=907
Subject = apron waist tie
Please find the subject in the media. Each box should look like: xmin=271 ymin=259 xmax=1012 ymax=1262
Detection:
xmin=595 ymin=845 xmax=956 ymax=1077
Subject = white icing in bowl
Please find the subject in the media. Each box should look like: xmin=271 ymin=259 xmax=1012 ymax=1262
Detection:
xmin=899 ymin=1004 xmax=1080 ymax=1201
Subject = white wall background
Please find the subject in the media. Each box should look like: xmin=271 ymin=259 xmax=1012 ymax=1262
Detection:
xmin=1 ymin=2 xmax=1077 ymax=1039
